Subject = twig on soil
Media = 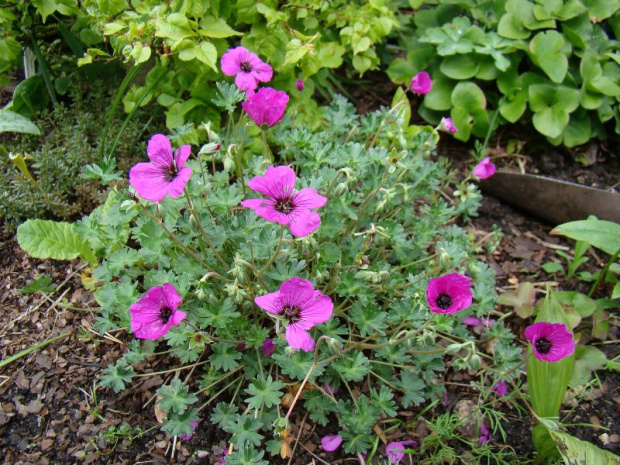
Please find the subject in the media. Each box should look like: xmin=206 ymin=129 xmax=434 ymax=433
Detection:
xmin=298 ymin=442 xmax=331 ymax=465
xmin=287 ymin=411 xmax=308 ymax=465
xmin=0 ymin=332 xmax=70 ymax=369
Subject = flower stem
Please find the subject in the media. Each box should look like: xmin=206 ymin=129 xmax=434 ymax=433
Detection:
xmin=260 ymin=226 xmax=285 ymax=274
xmin=139 ymin=204 xmax=215 ymax=273
xmin=195 ymin=364 xmax=245 ymax=396
xmin=261 ymin=128 xmax=273 ymax=163
xmin=184 ymin=191 xmax=229 ymax=269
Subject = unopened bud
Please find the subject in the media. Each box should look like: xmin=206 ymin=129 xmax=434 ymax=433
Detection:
xmin=326 ymin=337 xmax=343 ymax=356
xmin=199 ymin=142 xmax=221 ymax=155
xmin=445 ymin=343 xmax=462 ymax=355
xmin=469 ymin=354 xmax=482 ymax=370
xmin=296 ymin=79 xmax=304 ymax=91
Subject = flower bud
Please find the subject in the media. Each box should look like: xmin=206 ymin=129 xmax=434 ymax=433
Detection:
xmin=326 ymin=337 xmax=344 ymax=356
xmin=469 ymin=354 xmax=482 ymax=370
xmin=296 ymin=79 xmax=304 ymax=91
xmin=199 ymin=142 xmax=222 ymax=155
xmin=445 ymin=343 xmax=463 ymax=355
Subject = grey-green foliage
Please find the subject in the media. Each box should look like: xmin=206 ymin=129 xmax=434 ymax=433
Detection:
xmin=0 ymin=84 xmax=154 ymax=231
xmin=388 ymin=1 xmax=620 ymax=147
xmin=30 ymin=91 xmax=516 ymax=459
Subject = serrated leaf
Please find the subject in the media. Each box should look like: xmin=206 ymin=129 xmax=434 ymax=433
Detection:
xmin=157 ymin=379 xmax=198 ymax=414
xmin=198 ymin=16 xmax=242 ymax=38
xmin=244 ymin=376 xmax=285 ymax=410
xmin=332 ymin=352 xmax=370 ymax=382
xmin=211 ymin=343 xmax=243 ymax=372
xmin=100 ymin=362 xmax=135 ymax=393
xmin=18 ymin=219 xmax=97 ymax=264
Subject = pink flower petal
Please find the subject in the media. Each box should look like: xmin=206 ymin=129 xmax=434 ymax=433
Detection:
xmin=174 ymin=145 xmax=192 ymax=167
xmin=299 ymin=292 xmax=334 ymax=326
xmin=147 ymin=134 xmax=173 ymax=167
xmin=247 ymin=166 xmax=297 ymax=199
xmin=287 ymin=209 xmax=321 ymax=237
xmin=129 ymin=162 xmax=170 ymax=202
xmin=235 ymin=72 xmax=258 ymax=91
xmin=410 ymin=71 xmax=432 ymax=95
xmin=321 ymin=434 xmax=343 ymax=452
xmin=386 ymin=440 xmax=417 ymax=464
xmin=473 ymin=157 xmax=497 ymax=180
xmin=285 ymin=323 xmax=315 ymax=351
xmin=254 ymin=291 xmax=283 ymax=315
xmin=242 ymin=87 xmax=289 ymax=128
xmin=292 ymin=188 xmax=328 ymax=209
xmin=279 ymin=277 xmax=316 ymax=305
xmin=252 ymin=60 xmax=273 ymax=83
xmin=166 ymin=166 xmax=192 ymax=198
xmin=130 ymin=284 xmax=185 ymax=340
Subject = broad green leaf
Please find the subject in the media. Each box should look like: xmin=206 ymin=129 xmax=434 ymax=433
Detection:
xmin=570 ymin=345 xmax=606 ymax=385
xmin=527 ymin=291 xmax=574 ymax=418
xmin=198 ymin=16 xmax=242 ymax=38
xmin=31 ymin=0 xmax=57 ymax=22
xmin=284 ymin=39 xmax=308 ymax=66
xmin=498 ymin=13 xmax=530 ymax=39
xmin=0 ymin=110 xmax=41 ymax=135
xmin=529 ymin=31 xmax=568 ymax=83
xmin=546 ymin=428 xmax=620 ymax=464
xmin=386 ymin=58 xmax=416 ymax=85
xmin=551 ymin=219 xmax=620 ymax=255
xmin=533 ymin=107 xmax=569 ymax=138
xmin=17 ymin=219 xmax=97 ymax=264
xmin=613 ymin=282 xmax=620 ymax=299
xmin=424 ymin=74 xmax=454 ymax=111
xmin=156 ymin=13 xmax=196 ymax=42
xmin=440 ymin=54 xmax=479 ymax=80
xmin=561 ymin=109 xmax=591 ymax=148
xmin=451 ymin=82 xmax=486 ymax=111
xmin=581 ymin=0 xmax=620 ymax=21
xmin=532 ymin=424 xmax=561 ymax=462
xmin=499 ymin=92 xmax=527 ymax=123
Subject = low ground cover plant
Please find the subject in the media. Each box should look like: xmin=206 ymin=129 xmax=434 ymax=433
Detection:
xmin=16 ymin=47 xmax=619 ymax=463
xmin=388 ymin=1 xmax=620 ymax=146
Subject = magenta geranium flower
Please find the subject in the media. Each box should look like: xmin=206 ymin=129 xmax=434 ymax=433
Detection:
xmin=129 ymin=134 xmax=192 ymax=202
xmin=426 ymin=273 xmax=473 ymax=314
xmin=524 ymin=322 xmax=576 ymax=362
xmin=242 ymin=87 xmax=289 ymax=128
xmin=479 ymin=422 xmax=492 ymax=445
xmin=241 ymin=165 xmax=327 ymax=237
xmin=410 ymin=71 xmax=432 ymax=95
xmin=473 ymin=157 xmax=497 ymax=180
xmin=130 ymin=283 xmax=186 ymax=340
xmin=220 ymin=46 xmax=273 ymax=91
xmin=260 ymin=338 xmax=275 ymax=356
xmin=254 ymin=277 xmax=333 ymax=352
xmin=321 ymin=434 xmax=343 ymax=452
xmin=491 ymin=380 xmax=508 ymax=397
xmin=386 ymin=440 xmax=417 ymax=464
xmin=439 ymin=117 xmax=458 ymax=134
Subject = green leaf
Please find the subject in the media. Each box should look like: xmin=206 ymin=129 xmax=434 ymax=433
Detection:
xmin=244 ymin=376 xmax=285 ymax=411
xmin=398 ymin=370 xmax=426 ymax=407
xmin=31 ymin=0 xmax=57 ymax=23
xmin=20 ymin=275 xmax=55 ymax=294
xmin=533 ymin=107 xmax=569 ymax=138
xmin=551 ymin=219 xmax=620 ymax=255
xmin=156 ymin=13 xmax=196 ymax=42
xmin=451 ymin=82 xmax=486 ymax=111
xmin=440 ymin=54 xmax=479 ymax=80
xmin=612 ymin=282 xmax=620 ymax=300
xmin=17 ymin=219 xmax=97 ymax=264
xmin=283 ymin=39 xmax=308 ymax=66
xmin=498 ymin=92 xmax=527 ymax=123
xmin=527 ymin=291 xmax=574 ymax=418
xmin=210 ymin=343 xmax=243 ymax=372
xmin=0 ymin=110 xmax=41 ymax=135
xmin=198 ymin=16 xmax=242 ymax=38
xmin=162 ymin=408 xmax=200 ymax=437
xmin=570 ymin=345 xmax=607 ymax=386
xmin=529 ymin=31 xmax=568 ymax=83
xmin=224 ymin=415 xmax=264 ymax=448
xmin=100 ymin=361 xmax=135 ymax=393
xmin=581 ymin=0 xmax=620 ymax=21
xmin=178 ymin=41 xmax=218 ymax=71
xmin=333 ymin=352 xmax=370 ymax=382
xmin=157 ymin=379 xmax=198 ymax=414
xmin=424 ymin=74 xmax=454 ymax=111
xmin=546 ymin=428 xmax=620 ymax=463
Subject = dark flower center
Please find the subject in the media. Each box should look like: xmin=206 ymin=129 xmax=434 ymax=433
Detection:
xmin=166 ymin=164 xmax=178 ymax=181
xmin=436 ymin=293 xmax=452 ymax=310
xmin=535 ymin=338 xmax=552 ymax=354
xmin=275 ymin=198 xmax=295 ymax=214
xmin=240 ymin=61 xmax=252 ymax=72
xmin=282 ymin=305 xmax=301 ymax=323
xmin=160 ymin=306 xmax=173 ymax=323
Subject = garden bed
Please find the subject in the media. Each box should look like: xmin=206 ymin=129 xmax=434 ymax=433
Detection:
xmin=1 ymin=152 xmax=618 ymax=463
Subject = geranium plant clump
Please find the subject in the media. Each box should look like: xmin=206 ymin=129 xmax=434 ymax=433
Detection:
xmin=17 ymin=46 xmax=577 ymax=462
